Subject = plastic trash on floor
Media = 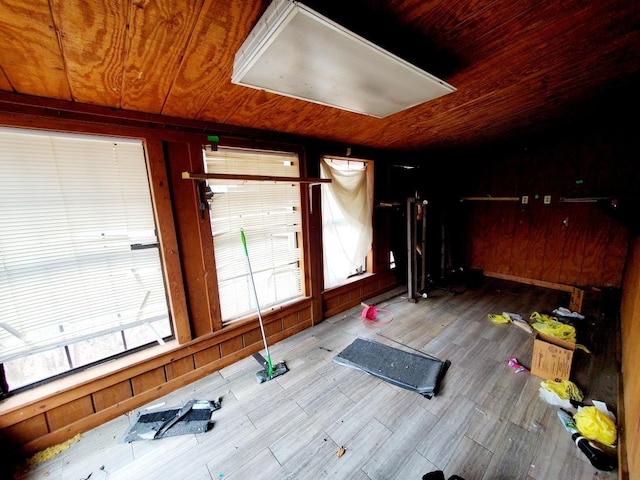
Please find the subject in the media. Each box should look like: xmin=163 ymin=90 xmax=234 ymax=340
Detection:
xmin=539 ymin=378 xmax=583 ymax=408
xmin=488 ymin=312 xmax=533 ymax=333
xmin=530 ymin=311 xmax=577 ymax=341
xmin=507 ymin=356 xmax=528 ymax=373
xmin=574 ymin=403 xmax=617 ymax=447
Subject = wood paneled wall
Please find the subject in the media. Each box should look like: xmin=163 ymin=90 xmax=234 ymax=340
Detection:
xmin=322 ymin=273 xmax=398 ymax=319
xmin=621 ymin=236 xmax=640 ymax=480
xmin=466 ymin=200 xmax=628 ymax=288
xmin=0 ymin=102 xmax=398 ymax=457
xmin=461 ymin=127 xmax=638 ymax=289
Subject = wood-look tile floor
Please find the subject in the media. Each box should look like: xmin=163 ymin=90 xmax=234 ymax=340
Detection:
xmin=13 ymin=278 xmax=619 ymax=480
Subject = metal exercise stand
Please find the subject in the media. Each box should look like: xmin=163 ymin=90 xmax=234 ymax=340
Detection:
xmin=406 ymin=197 xmax=428 ymax=302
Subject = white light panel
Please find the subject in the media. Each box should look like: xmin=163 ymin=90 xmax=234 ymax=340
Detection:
xmin=232 ymin=0 xmax=456 ymax=118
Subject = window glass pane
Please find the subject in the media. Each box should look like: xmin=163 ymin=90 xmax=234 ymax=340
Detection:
xmin=3 ymin=349 xmax=69 ymax=390
xmin=68 ymin=333 xmax=125 ymax=369
xmin=0 ymin=127 xmax=173 ymax=392
xmin=204 ymin=148 xmax=303 ymax=324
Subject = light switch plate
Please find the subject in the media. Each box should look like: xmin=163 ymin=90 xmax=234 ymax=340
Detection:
xmin=522 ymin=195 xmax=529 ymax=204
xmin=544 ymin=195 xmax=551 ymax=204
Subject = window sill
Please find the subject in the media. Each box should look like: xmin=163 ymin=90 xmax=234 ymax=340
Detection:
xmin=0 ymin=340 xmax=179 ymax=416
xmin=324 ymin=271 xmax=374 ymax=292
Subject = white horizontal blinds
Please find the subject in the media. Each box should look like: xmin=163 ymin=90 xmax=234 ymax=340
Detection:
xmin=0 ymin=128 xmax=170 ymax=363
xmin=204 ymin=148 xmax=302 ymax=323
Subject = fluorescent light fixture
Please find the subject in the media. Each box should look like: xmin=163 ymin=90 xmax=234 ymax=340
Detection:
xmin=232 ymin=0 xmax=456 ymax=118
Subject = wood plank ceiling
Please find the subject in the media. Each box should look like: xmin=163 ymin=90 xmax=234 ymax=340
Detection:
xmin=0 ymin=0 xmax=638 ymax=151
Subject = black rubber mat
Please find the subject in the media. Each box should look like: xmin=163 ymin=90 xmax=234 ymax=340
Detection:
xmin=333 ymin=338 xmax=450 ymax=398
xmin=121 ymin=399 xmax=220 ymax=442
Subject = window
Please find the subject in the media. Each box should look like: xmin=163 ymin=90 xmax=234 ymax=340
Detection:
xmin=204 ymin=147 xmax=303 ymax=324
xmin=0 ymin=128 xmax=172 ymax=393
xmin=321 ymin=157 xmax=373 ymax=289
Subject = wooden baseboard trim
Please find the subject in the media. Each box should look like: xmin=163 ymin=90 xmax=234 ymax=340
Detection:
xmin=483 ymin=271 xmax=575 ymax=292
xmin=483 ymin=271 xmax=587 ymax=311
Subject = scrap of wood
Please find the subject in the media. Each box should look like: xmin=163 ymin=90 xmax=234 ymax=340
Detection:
xmin=337 ymin=446 xmax=346 ymax=457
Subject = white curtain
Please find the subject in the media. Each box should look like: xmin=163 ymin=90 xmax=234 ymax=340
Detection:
xmin=321 ymin=158 xmax=373 ymax=288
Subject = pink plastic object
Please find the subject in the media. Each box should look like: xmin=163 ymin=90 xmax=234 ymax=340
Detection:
xmin=361 ymin=305 xmax=393 ymax=324
xmin=508 ymin=356 xmax=528 ymax=373
xmin=362 ymin=305 xmax=378 ymax=320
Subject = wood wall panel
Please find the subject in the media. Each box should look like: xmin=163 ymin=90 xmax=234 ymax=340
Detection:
xmin=621 ymin=237 xmax=640 ymax=480
xmin=131 ymin=367 xmax=167 ymax=395
xmin=219 ymin=337 xmax=243 ymax=358
xmin=190 ymin=141 xmax=223 ymax=333
xmin=165 ymin=140 xmax=219 ymax=337
xmin=464 ymin=203 xmax=479 ymax=267
xmin=299 ymin=307 xmax=312 ymax=324
xmin=363 ymin=279 xmax=383 ymax=297
xmin=539 ymin=204 xmax=569 ymax=283
xmin=494 ymin=203 xmax=518 ymax=274
xmin=265 ymin=319 xmax=284 ymax=338
xmin=522 ymin=201 xmax=549 ymax=280
xmin=47 ymin=397 xmax=94 ymax=431
xmin=167 ymin=356 xmax=196 ymax=380
xmin=194 ymin=346 xmax=221 ymax=367
xmin=603 ymin=221 xmax=630 ymax=287
xmin=145 ymin=139 xmax=191 ymax=344
xmin=3 ymin=415 xmax=48 ymax=445
xmin=523 ymin=153 xmax=554 ymax=281
xmin=322 ymin=272 xmax=398 ymax=318
xmin=481 ymin=204 xmax=504 ymax=273
xmin=242 ymin=328 xmax=263 ymax=349
xmin=556 ymin=203 xmax=589 ymax=285
xmin=492 ymin=158 xmax=521 ymax=272
xmin=282 ymin=312 xmax=301 ymax=330
xmin=508 ymin=205 xmax=533 ymax=276
xmin=462 ymin=131 xmax=633 ymax=289
xmin=580 ymin=209 xmax=613 ymax=286
xmin=93 ymin=381 xmax=133 ymax=412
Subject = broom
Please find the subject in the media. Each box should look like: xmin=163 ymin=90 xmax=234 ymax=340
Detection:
xmin=240 ymin=229 xmax=288 ymax=383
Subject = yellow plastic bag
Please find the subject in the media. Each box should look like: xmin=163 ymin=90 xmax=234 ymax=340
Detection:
xmin=488 ymin=313 xmax=510 ymax=324
xmin=540 ymin=379 xmax=583 ymax=402
xmin=530 ymin=311 xmax=577 ymax=342
xmin=574 ymin=406 xmax=617 ymax=447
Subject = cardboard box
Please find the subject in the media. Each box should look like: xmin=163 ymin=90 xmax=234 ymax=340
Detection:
xmin=530 ymin=332 xmax=576 ymax=381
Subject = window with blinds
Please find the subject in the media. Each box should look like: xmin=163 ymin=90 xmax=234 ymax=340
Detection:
xmin=204 ymin=147 xmax=303 ymax=324
xmin=0 ymin=127 xmax=172 ymax=392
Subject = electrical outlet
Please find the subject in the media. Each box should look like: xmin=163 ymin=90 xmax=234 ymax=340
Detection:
xmin=544 ymin=195 xmax=551 ymax=204
xmin=522 ymin=195 xmax=529 ymax=204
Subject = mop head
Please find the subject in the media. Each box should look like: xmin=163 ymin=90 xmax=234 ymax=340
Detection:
xmin=256 ymin=361 xmax=288 ymax=383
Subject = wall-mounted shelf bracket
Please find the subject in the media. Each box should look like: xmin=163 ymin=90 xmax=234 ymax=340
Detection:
xmin=460 ymin=196 xmax=520 ymax=202
xmin=559 ymin=196 xmax=614 ymax=203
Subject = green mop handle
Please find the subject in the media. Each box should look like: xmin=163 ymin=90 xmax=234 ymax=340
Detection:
xmin=240 ymin=229 xmax=273 ymax=374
